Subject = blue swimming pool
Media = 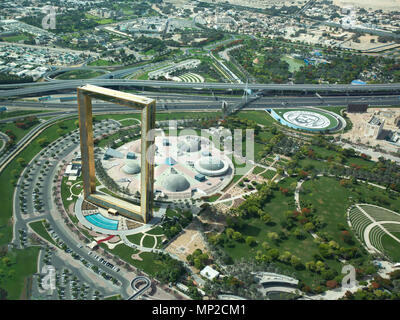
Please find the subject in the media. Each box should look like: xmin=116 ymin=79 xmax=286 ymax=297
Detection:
xmin=85 ymin=213 xmax=119 ymax=230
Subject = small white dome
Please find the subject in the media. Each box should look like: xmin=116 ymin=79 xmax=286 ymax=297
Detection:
xmin=122 ymin=160 xmax=141 ymax=174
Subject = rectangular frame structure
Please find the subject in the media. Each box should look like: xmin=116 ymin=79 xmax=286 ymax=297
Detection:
xmin=77 ymin=84 xmax=156 ymax=223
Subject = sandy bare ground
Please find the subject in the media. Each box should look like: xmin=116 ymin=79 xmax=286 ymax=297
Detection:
xmin=333 ymin=0 xmax=400 ymax=10
xmin=342 ymin=108 xmax=400 ymax=149
xmin=165 ymin=222 xmax=208 ymax=261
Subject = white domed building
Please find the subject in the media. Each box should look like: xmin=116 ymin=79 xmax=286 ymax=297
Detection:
xmin=162 ymin=168 xmax=191 ymax=192
xmin=122 ymin=160 xmax=141 ymax=175
xmin=101 ymin=134 xmax=234 ymax=200
xmin=194 ymin=156 xmax=229 ymax=177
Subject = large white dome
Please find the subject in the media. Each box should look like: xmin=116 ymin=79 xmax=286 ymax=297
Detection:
xmin=194 ymin=156 xmax=229 ymax=177
xmin=163 ymin=174 xmax=190 ymax=192
xmin=122 ymin=160 xmax=141 ymax=174
xmin=199 ymin=156 xmax=224 ymax=171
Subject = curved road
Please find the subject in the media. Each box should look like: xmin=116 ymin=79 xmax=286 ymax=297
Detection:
xmin=128 ymin=276 xmax=151 ymax=300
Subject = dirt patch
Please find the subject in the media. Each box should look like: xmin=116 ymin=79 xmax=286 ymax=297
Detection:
xmin=165 ymin=222 xmax=208 ymax=262
xmin=67 ymin=203 xmax=75 ymax=215
xmin=131 ymin=253 xmax=143 ymax=261
xmin=232 ymin=198 xmax=245 ymax=207
xmin=108 ymin=235 xmax=120 ymax=243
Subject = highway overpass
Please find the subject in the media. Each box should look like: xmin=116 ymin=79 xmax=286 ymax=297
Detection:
xmin=1 ymin=94 xmax=399 ymax=112
xmin=1 ymin=79 xmax=400 ymax=98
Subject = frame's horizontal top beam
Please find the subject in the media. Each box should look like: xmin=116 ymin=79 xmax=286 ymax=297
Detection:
xmin=78 ymin=84 xmax=155 ymax=108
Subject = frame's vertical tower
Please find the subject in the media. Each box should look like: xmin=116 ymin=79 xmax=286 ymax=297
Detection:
xmin=77 ymin=84 xmax=156 ymax=223
xmin=140 ymin=101 xmax=156 ymax=223
xmin=78 ymin=92 xmax=96 ymax=197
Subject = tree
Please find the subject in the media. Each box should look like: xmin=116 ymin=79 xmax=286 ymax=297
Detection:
xmin=306 ymin=261 xmax=316 ymax=272
xmin=290 ymin=255 xmax=302 ymax=269
xmin=245 ymin=236 xmax=256 ymax=247
xmin=326 ymin=280 xmax=338 ymax=289
xmin=0 ymin=287 xmax=7 ymax=300
xmin=260 ymin=212 xmax=272 ymax=224
xmin=37 ymin=137 xmax=48 ymax=147
xmin=268 ymin=248 xmax=279 ymax=260
xmin=294 ymin=228 xmax=305 ymax=239
xmin=267 ymin=232 xmax=279 ymax=242
xmin=304 ymin=222 xmax=315 ymax=232
xmin=194 ymin=258 xmax=203 ymax=270
xmin=279 ymin=251 xmax=292 ymax=263
xmin=16 ymin=157 xmax=26 ymax=166
xmin=232 ymin=231 xmax=242 ymax=241
xmin=261 ymin=241 xmax=270 ymax=250
xmin=226 ymin=228 xmax=235 ymax=239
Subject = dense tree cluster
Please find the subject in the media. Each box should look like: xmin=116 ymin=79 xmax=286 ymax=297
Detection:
xmin=162 ymin=209 xmax=193 ymax=240
xmin=0 ymin=73 xmax=33 ymax=84
xmin=14 ymin=116 xmax=39 ymax=130
xmin=231 ymin=38 xmax=400 ymax=84
xmin=342 ymin=270 xmax=400 ymax=300
xmin=186 ymin=249 xmax=210 ymax=270
xmin=153 ymin=253 xmax=186 ymax=284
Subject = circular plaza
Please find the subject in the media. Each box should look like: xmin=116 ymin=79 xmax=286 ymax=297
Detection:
xmin=268 ymin=107 xmax=345 ymax=133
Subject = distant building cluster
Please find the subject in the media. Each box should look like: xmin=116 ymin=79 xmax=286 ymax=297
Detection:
xmin=118 ymin=17 xmax=198 ymax=36
xmin=148 ymin=59 xmax=201 ymax=80
xmin=0 ymin=43 xmax=84 ymax=80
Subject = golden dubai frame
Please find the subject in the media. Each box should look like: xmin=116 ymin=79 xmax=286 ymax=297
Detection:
xmin=77 ymin=84 xmax=156 ymax=224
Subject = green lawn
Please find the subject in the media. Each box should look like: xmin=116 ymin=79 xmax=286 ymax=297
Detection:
xmin=84 ymin=13 xmax=115 ymax=24
xmin=1 ymin=34 xmax=31 ymax=43
xmin=56 ymin=70 xmax=104 ymax=80
xmin=281 ymin=55 xmax=305 ymax=73
xmin=103 ymin=294 xmax=122 ymax=300
xmin=88 ymin=59 xmax=119 ymax=66
xmin=0 ymin=247 xmax=40 ymax=300
xmin=119 ymin=118 xmax=140 ymax=127
xmin=0 ymin=116 xmax=78 ymax=247
xmin=0 ymin=110 xmax=45 ymax=120
xmin=101 ymin=243 xmax=138 ymax=262
xmin=100 ymin=243 xmax=175 ymax=277
xmin=301 ymin=177 xmax=400 ymax=242
xmin=205 ymin=194 xmax=221 ymax=202
xmin=166 ymin=208 xmax=179 ymax=218
xmin=146 ymin=226 xmax=164 ymax=236
xmin=236 ymin=110 xmax=274 ymax=127
xmin=219 ymin=177 xmax=344 ymax=285
xmin=0 ymin=121 xmax=41 ymax=144
xmin=261 ymin=170 xmax=277 ymax=180
xmin=61 ymin=176 xmax=79 ymax=211
xmin=142 ymin=235 xmax=155 ymax=248
xmin=28 ymin=220 xmax=57 ymax=246
xmin=126 ymin=233 xmax=143 ymax=245
xmin=381 ymin=233 xmax=400 ymax=261
xmin=252 ymin=166 xmax=266 ymax=175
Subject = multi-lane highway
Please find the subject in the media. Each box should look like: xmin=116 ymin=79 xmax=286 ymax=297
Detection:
xmin=1 ymin=94 xmax=399 ymax=114
xmin=1 ymin=79 xmax=400 ymax=98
